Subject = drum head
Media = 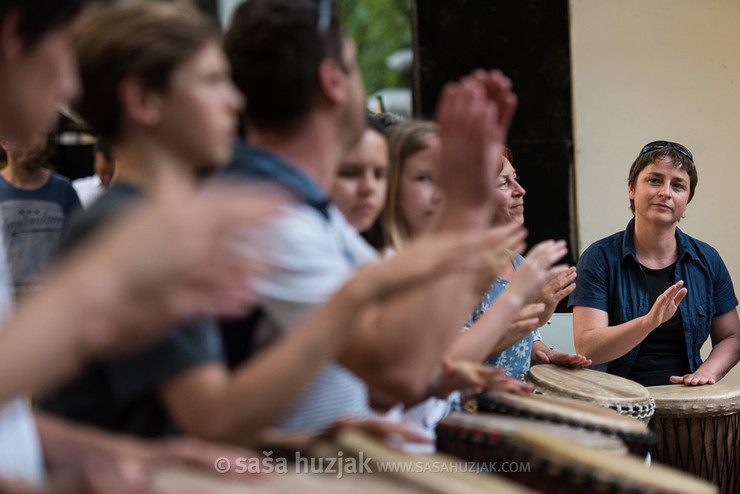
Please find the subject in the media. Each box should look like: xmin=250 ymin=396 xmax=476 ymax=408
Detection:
xmin=480 ymin=390 xmax=649 ymax=435
xmin=153 ymin=467 xmax=431 ymax=494
xmin=510 ymin=429 xmax=717 ymax=494
xmin=154 ymin=430 xmax=535 ymax=494
xmin=440 ymin=411 xmax=627 ymax=454
xmin=648 ymin=383 xmax=740 ymax=417
xmin=527 ymin=365 xmax=652 ymax=417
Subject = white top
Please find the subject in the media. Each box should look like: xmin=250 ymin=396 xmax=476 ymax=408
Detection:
xmin=379 ymin=248 xmax=458 ymax=449
xmin=0 ymin=231 xmax=45 ymax=484
xmin=239 ymin=202 xmax=377 ymax=433
xmin=72 ymin=174 xmax=105 ymax=209
xmin=0 ymin=399 xmax=45 ymax=484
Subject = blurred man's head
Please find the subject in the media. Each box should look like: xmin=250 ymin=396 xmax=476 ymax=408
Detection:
xmin=224 ymin=0 xmax=366 ymax=146
xmin=0 ymin=0 xmax=100 ymax=145
xmin=75 ymin=1 xmax=241 ymax=171
xmin=94 ymin=139 xmax=115 ymax=188
xmin=0 ymin=132 xmax=48 ymax=172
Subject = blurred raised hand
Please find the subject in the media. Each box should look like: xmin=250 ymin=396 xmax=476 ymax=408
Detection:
xmin=435 ymin=70 xmax=518 ymax=224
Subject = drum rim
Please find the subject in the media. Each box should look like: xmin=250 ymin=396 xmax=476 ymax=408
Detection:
xmin=478 ymin=392 xmax=656 ymax=448
xmin=480 ymin=390 xmax=650 ymax=433
xmin=436 ymin=423 xmax=715 ymax=494
xmin=648 ymin=383 xmax=740 ymax=417
xmin=508 ymin=429 xmax=715 ymax=494
xmin=438 ymin=412 xmax=628 ymax=453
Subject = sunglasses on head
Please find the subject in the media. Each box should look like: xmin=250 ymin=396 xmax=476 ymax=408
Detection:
xmin=639 ymin=141 xmax=694 ymax=162
xmin=317 ymin=0 xmax=331 ymax=37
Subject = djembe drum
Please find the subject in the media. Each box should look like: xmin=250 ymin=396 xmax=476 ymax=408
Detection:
xmin=478 ymin=390 xmax=655 ymax=456
xmin=527 ymin=364 xmax=655 ymax=422
xmin=437 ymin=412 xmax=716 ymax=494
xmin=648 ymin=384 xmax=740 ymax=494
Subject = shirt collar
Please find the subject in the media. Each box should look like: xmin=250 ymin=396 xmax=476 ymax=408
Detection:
xmin=229 ymin=139 xmax=331 ymax=218
xmin=621 ymin=217 xmax=700 ymax=263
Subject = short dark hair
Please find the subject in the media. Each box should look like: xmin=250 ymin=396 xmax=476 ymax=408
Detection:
xmin=370 ymin=112 xmax=405 ymax=132
xmin=94 ymin=137 xmax=113 ymax=162
xmin=75 ymin=1 xmax=220 ymax=142
xmin=367 ymin=114 xmax=386 ymax=136
xmin=627 ymin=144 xmax=698 ymax=214
xmin=0 ymin=0 xmax=101 ymax=50
xmin=224 ymin=0 xmax=344 ymax=135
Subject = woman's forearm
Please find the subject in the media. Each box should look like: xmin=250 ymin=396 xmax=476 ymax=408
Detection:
xmin=694 ymin=335 xmax=740 ymax=381
xmin=574 ymin=315 xmax=654 ymax=364
xmin=447 ymin=290 xmax=526 ymax=362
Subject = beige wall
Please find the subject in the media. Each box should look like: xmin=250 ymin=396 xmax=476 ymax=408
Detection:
xmin=570 ymin=0 xmax=740 ymax=384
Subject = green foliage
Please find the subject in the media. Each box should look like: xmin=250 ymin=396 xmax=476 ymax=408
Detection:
xmin=194 ymin=0 xmax=218 ymax=22
xmin=336 ymin=0 xmax=412 ymax=94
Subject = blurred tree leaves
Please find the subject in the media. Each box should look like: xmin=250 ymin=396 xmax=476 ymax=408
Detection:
xmin=194 ymin=0 xmax=218 ymax=20
xmin=336 ymin=0 xmax=412 ymax=94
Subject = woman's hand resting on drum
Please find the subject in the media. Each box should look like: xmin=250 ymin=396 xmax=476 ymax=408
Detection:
xmin=669 ymin=372 xmax=716 ymax=386
xmin=668 ymin=311 xmax=740 ymax=386
xmin=532 ymin=342 xmax=592 ymax=368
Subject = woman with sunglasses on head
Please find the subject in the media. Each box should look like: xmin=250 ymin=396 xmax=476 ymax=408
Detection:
xmin=570 ymin=141 xmax=740 ymax=387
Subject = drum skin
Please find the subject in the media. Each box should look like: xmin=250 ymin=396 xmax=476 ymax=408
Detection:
xmin=436 ymin=411 xmax=716 ymax=494
xmin=478 ymin=390 xmax=655 ymax=456
xmin=154 ymin=429 xmax=534 ymax=494
xmin=438 ymin=412 xmax=628 ymax=454
xmin=649 ymin=384 xmax=740 ymax=494
xmin=527 ymin=364 xmax=655 ymax=421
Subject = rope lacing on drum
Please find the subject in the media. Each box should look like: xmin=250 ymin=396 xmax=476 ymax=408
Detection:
xmin=477 ymin=395 xmax=656 ymax=453
xmin=610 ymin=397 xmax=656 ymax=420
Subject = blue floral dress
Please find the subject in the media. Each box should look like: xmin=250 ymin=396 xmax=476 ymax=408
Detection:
xmin=462 ymin=255 xmax=542 ymax=380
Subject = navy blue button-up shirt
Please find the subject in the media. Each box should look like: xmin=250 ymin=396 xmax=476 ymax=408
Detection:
xmin=569 ymin=218 xmax=738 ymax=377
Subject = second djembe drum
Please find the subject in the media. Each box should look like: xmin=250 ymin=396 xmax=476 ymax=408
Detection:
xmin=478 ymin=390 xmax=655 ymax=456
xmin=648 ymin=384 xmax=740 ymax=494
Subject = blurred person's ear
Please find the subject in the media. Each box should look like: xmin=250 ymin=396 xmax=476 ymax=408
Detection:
xmin=317 ymin=58 xmax=347 ymax=106
xmin=119 ymin=75 xmax=163 ymax=127
xmin=0 ymin=11 xmax=22 ymax=62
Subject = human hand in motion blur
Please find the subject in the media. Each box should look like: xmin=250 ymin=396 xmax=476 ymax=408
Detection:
xmin=534 ymin=266 xmax=577 ymax=327
xmin=507 ymin=240 xmax=569 ymax=307
xmin=35 ymin=407 xmax=266 ymax=494
xmin=0 ymin=467 xmax=195 ymax=494
xmin=75 ymin=172 xmax=288 ymax=359
xmin=351 ymin=224 xmax=527 ymax=305
xmin=430 ymin=357 xmax=533 ymax=399
xmin=476 ymin=222 xmax=528 ymax=286
xmin=435 ymin=70 xmax=517 ymax=216
xmin=501 ymin=303 xmax=547 ymax=345
xmin=0 ymin=172 xmax=288 ymax=403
